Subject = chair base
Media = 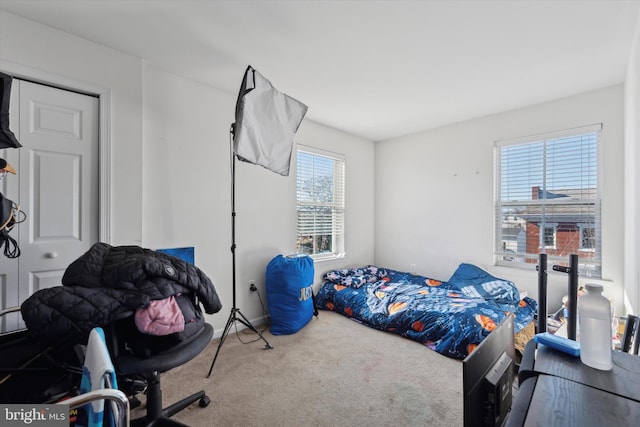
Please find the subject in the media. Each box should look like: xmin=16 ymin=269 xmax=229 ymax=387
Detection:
xmin=128 ymin=366 xmax=210 ymax=427
xmin=132 ymin=417 xmax=189 ymax=427
xmin=130 ymin=388 xmax=210 ymax=427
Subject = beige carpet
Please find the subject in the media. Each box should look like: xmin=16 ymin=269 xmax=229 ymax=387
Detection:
xmin=151 ymin=310 xmax=463 ymax=427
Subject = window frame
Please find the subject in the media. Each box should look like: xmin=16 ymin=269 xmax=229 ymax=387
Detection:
xmin=494 ymin=124 xmax=602 ymax=277
xmin=295 ymin=145 xmax=346 ymax=261
xmin=579 ymin=223 xmax=596 ymax=252
xmin=542 ymin=224 xmax=557 ymax=249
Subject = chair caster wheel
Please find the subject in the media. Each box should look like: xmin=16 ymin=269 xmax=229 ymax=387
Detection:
xmin=199 ymin=396 xmax=211 ymax=408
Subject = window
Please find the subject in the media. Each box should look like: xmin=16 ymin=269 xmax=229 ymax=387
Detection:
xmin=296 ymin=146 xmax=345 ymax=260
xmin=543 ymin=225 xmax=556 ymax=248
xmin=495 ymin=124 xmax=601 ymax=277
xmin=580 ymin=224 xmax=596 ymax=251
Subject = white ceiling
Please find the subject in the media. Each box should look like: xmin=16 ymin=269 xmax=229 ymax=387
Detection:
xmin=1 ymin=0 xmax=638 ymax=141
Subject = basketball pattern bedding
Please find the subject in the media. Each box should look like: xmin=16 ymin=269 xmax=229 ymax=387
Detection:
xmin=314 ymin=264 xmax=537 ymax=360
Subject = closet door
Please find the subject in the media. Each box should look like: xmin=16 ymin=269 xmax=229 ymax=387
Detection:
xmin=0 ymin=80 xmax=99 ymax=333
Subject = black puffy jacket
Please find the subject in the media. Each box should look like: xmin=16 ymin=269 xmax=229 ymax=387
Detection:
xmin=21 ymin=242 xmax=222 ymax=345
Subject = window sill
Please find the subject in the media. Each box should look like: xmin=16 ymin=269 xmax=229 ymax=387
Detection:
xmin=310 ymin=253 xmax=346 ymax=263
xmin=494 ymin=259 xmax=602 ymax=280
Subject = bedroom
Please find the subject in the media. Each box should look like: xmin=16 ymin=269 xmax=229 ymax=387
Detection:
xmin=0 ymin=1 xmax=639 ymax=425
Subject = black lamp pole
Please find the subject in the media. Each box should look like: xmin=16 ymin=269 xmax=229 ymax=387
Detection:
xmin=206 ymin=125 xmax=273 ymax=379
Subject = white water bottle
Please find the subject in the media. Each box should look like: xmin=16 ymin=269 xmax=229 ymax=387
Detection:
xmin=578 ymin=284 xmax=612 ymax=370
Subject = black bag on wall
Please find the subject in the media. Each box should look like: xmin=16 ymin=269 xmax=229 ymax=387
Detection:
xmin=0 ymin=191 xmax=24 ymax=258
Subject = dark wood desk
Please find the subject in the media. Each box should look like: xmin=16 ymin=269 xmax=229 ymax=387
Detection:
xmin=507 ymin=340 xmax=640 ymax=426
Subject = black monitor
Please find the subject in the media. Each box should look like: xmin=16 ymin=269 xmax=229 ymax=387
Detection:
xmin=463 ymin=315 xmax=515 ymax=427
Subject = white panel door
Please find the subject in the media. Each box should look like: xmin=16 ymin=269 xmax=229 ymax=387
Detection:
xmin=0 ymin=80 xmax=99 ymax=332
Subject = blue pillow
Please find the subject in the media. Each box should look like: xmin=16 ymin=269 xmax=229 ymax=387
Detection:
xmin=447 ymin=263 xmax=520 ymax=305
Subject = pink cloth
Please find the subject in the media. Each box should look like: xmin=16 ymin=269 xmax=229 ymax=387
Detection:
xmin=135 ymin=295 xmax=185 ymax=336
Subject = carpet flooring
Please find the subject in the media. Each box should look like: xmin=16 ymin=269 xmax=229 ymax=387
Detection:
xmin=145 ymin=310 xmax=464 ymax=427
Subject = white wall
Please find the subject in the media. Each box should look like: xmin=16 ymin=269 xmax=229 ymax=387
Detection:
xmin=375 ymin=86 xmax=626 ymax=314
xmin=0 ymin=11 xmax=144 ymax=245
xmin=624 ymin=9 xmax=640 ymax=314
xmin=0 ymin=11 xmax=376 ymax=336
xmin=141 ymin=65 xmax=375 ymax=332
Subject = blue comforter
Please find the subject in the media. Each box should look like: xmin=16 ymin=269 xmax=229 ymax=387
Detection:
xmin=315 ymin=264 xmax=537 ymax=360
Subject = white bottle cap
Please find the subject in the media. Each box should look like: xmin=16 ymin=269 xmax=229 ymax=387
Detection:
xmin=585 ymin=283 xmax=603 ymax=292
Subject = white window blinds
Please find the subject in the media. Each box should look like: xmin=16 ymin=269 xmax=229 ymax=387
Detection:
xmin=296 ymin=147 xmax=345 ymax=259
xmin=495 ymin=124 xmax=601 ymax=277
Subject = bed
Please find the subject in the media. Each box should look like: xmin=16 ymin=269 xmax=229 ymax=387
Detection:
xmin=314 ymin=263 xmax=537 ymax=360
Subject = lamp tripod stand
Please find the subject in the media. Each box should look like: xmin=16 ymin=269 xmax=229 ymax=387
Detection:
xmin=206 ymin=126 xmax=273 ymax=379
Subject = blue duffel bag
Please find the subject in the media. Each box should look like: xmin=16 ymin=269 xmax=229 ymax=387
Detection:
xmin=265 ymin=254 xmax=316 ymax=335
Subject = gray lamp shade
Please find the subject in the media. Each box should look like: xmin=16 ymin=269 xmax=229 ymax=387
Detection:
xmin=233 ymin=66 xmax=307 ymax=176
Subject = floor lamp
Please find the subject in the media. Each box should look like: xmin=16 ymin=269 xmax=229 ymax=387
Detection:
xmin=206 ymin=134 xmax=273 ymax=378
xmin=207 ymin=66 xmax=308 ymax=378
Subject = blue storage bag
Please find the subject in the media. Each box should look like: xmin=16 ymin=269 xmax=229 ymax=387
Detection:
xmin=265 ymin=254 xmax=315 ymax=335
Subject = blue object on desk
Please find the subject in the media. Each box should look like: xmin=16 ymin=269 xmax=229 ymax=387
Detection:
xmin=533 ymin=332 xmax=580 ymax=357
xmin=157 ymin=246 xmax=195 ymax=264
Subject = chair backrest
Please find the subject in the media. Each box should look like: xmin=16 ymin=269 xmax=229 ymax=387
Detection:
xmin=106 ymin=293 xmax=205 ymax=361
xmin=622 ymin=314 xmax=639 ymax=354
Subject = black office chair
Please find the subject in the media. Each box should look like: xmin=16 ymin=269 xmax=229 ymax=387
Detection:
xmin=622 ymin=314 xmax=639 ymax=355
xmin=105 ymin=294 xmax=213 ymax=427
